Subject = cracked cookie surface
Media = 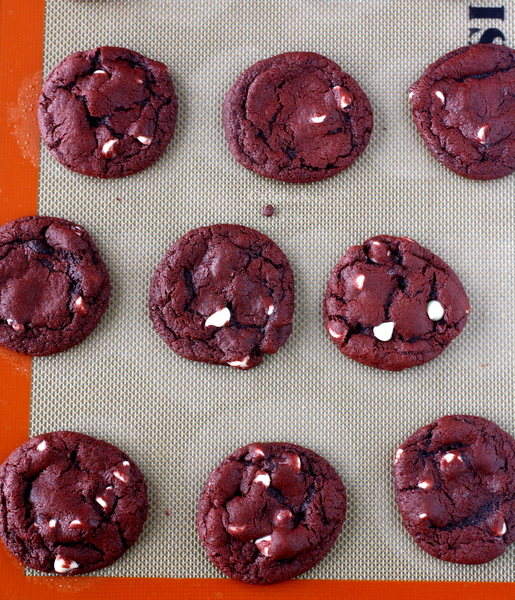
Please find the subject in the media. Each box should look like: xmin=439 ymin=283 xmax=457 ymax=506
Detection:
xmin=410 ymin=43 xmax=515 ymax=180
xmin=0 ymin=431 xmax=148 ymax=575
xmin=223 ymin=52 xmax=373 ymax=183
xmin=197 ymin=442 xmax=346 ymax=585
xmin=323 ymin=235 xmax=470 ymax=371
xmin=149 ymin=224 xmax=294 ymax=370
xmin=38 ymin=46 xmax=177 ymax=178
xmin=0 ymin=216 xmax=110 ymax=356
xmin=394 ymin=415 xmax=515 ymax=564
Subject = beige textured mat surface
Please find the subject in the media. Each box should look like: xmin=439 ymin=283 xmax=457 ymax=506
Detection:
xmin=30 ymin=0 xmax=514 ymax=581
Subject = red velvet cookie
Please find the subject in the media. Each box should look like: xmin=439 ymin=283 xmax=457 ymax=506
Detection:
xmin=0 ymin=216 xmax=110 ymax=356
xmin=410 ymin=44 xmax=515 ymax=180
xmin=197 ymin=442 xmax=347 ymax=585
xmin=223 ymin=52 xmax=373 ymax=183
xmin=0 ymin=431 xmax=148 ymax=575
xmin=394 ymin=415 xmax=515 ymax=564
xmin=323 ymin=235 xmax=470 ymax=371
xmin=38 ymin=46 xmax=177 ymax=178
xmin=149 ymin=224 xmax=294 ymax=370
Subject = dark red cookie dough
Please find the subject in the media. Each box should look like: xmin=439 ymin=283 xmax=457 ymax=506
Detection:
xmin=0 ymin=431 xmax=148 ymax=575
xmin=0 ymin=216 xmax=110 ymax=356
xmin=149 ymin=224 xmax=294 ymax=370
xmin=394 ymin=415 xmax=515 ymax=564
xmin=197 ymin=442 xmax=346 ymax=585
xmin=262 ymin=204 xmax=275 ymax=217
xmin=38 ymin=46 xmax=177 ymax=178
xmin=223 ymin=52 xmax=373 ymax=183
xmin=323 ymin=235 xmax=470 ymax=371
xmin=410 ymin=43 xmax=515 ymax=180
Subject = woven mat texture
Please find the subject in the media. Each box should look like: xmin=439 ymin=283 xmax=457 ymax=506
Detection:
xmin=30 ymin=0 xmax=514 ymax=581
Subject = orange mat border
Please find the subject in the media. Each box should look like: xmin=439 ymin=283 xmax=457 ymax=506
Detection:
xmin=0 ymin=1 xmax=513 ymax=598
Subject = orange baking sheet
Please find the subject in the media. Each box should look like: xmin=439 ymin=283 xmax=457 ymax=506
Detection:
xmin=0 ymin=1 xmax=514 ymax=598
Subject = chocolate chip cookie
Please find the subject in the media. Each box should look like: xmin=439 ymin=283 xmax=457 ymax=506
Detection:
xmin=0 ymin=431 xmax=148 ymax=575
xmin=197 ymin=442 xmax=347 ymax=584
xmin=394 ymin=415 xmax=515 ymax=564
xmin=323 ymin=235 xmax=470 ymax=371
xmin=149 ymin=224 xmax=294 ymax=369
xmin=38 ymin=46 xmax=177 ymax=178
xmin=223 ymin=52 xmax=373 ymax=183
xmin=410 ymin=43 xmax=515 ymax=180
xmin=0 ymin=216 xmax=110 ymax=356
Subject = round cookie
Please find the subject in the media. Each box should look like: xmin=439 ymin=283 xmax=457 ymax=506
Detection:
xmin=223 ymin=51 xmax=373 ymax=183
xmin=0 ymin=431 xmax=148 ymax=575
xmin=0 ymin=216 xmax=110 ymax=356
xmin=38 ymin=46 xmax=177 ymax=178
xmin=197 ymin=442 xmax=346 ymax=585
xmin=323 ymin=235 xmax=470 ymax=371
xmin=149 ymin=224 xmax=294 ymax=370
xmin=410 ymin=43 xmax=515 ymax=180
xmin=394 ymin=415 xmax=515 ymax=564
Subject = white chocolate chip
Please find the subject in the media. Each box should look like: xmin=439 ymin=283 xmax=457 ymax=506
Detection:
xmin=227 ymin=524 xmax=246 ymax=535
xmin=394 ymin=448 xmax=403 ymax=464
xmin=372 ymin=241 xmax=381 ymax=246
xmin=328 ymin=327 xmax=344 ymax=339
xmin=311 ymin=115 xmax=326 ymax=123
xmin=498 ymin=521 xmax=507 ymax=536
xmin=477 ymin=125 xmax=488 ymax=144
xmin=37 ymin=440 xmax=47 ymax=452
xmin=251 ymin=446 xmax=265 ymax=458
xmin=228 ymin=356 xmax=250 ymax=368
xmin=489 ymin=513 xmax=507 ymax=536
xmin=48 ymin=519 xmax=57 ymax=529
xmin=418 ymin=481 xmax=431 ymax=490
xmin=255 ymin=534 xmax=272 ymax=556
xmin=274 ymin=509 xmax=292 ymax=525
xmin=73 ymin=296 xmax=87 ymax=315
xmin=253 ymin=471 xmax=271 ymax=487
xmin=106 ymin=486 xmax=113 ymax=490
xmin=71 ymin=225 xmax=83 ymax=235
xmin=435 ymin=91 xmax=445 ymax=103
xmin=93 ymin=70 xmax=107 ymax=75
xmin=96 ymin=496 xmax=108 ymax=509
xmin=54 ymin=556 xmax=79 ymax=573
xmin=267 ymin=304 xmax=274 ymax=316
xmin=69 ymin=520 xmax=82 ymax=527
xmin=113 ymin=470 xmax=128 ymax=482
xmin=427 ymin=300 xmax=444 ymax=321
xmin=333 ymin=86 xmax=352 ymax=108
xmin=373 ymin=321 xmax=395 ymax=342
xmin=101 ymin=139 xmax=118 ymax=158
xmin=442 ymin=452 xmax=462 ymax=464
xmin=7 ymin=319 xmax=24 ymax=331
xmin=137 ymin=135 xmax=152 ymax=145
xmin=205 ymin=307 xmax=231 ymax=328
xmin=136 ymin=78 xmax=144 ymax=84
xmin=419 ymin=513 xmax=427 ymax=520
xmin=409 ymin=91 xmax=414 ymax=100
xmin=340 ymin=94 xmax=352 ymax=108
xmin=123 ymin=461 xmax=130 ymax=466
xmin=355 ymin=274 xmax=365 ymax=290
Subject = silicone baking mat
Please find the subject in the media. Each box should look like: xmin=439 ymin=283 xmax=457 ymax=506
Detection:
xmin=1 ymin=0 xmax=514 ymax=596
